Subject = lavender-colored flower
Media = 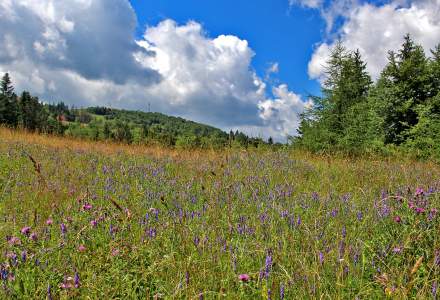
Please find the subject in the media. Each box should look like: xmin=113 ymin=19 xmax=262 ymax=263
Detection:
xmin=280 ymin=283 xmax=285 ymax=300
xmin=318 ymin=252 xmax=324 ymax=264
xmin=357 ymin=211 xmax=363 ymax=221
xmin=267 ymin=288 xmax=272 ymax=300
xmin=21 ymin=250 xmax=27 ymax=262
xmin=74 ymin=272 xmax=80 ymax=288
xmin=434 ymin=250 xmax=440 ymax=266
xmin=342 ymin=226 xmax=347 ymax=239
xmin=392 ymin=247 xmax=402 ymax=254
xmin=47 ymin=283 xmax=52 ymax=300
xmin=185 ymin=271 xmax=190 ymax=285
xmin=60 ymin=223 xmax=67 ymax=235
xmin=194 ymin=236 xmax=200 ymax=247
xmin=264 ymin=253 xmax=273 ymax=278
xmin=432 ymin=281 xmax=437 ymax=299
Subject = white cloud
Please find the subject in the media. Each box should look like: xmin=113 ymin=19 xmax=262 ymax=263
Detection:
xmin=258 ymin=84 xmax=313 ymax=139
xmin=306 ymin=0 xmax=440 ymax=80
xmin=290 ymin=0 xmax=324 ymax=9
xmin=0 ymin=1 xmax=309 ymax=141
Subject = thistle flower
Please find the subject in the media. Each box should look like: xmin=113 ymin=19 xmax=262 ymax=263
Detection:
xmin=7 ymin=236 xmax=21 ymax=246
xmin=46 ymin=218 xmax=53 ymax=226
xmin=90 ymin=220 xmax=97 ymax=227
xmin=393 ymin=216 xmax=401 ymax=223
xmin=21 ymin=226 xmax=31 ymax=236
xmin=83 ymin=203 xmax=92 ymax=210
xmin=30 ymin=232 xmax=38 ymax=241
xmin=78 ymin=245 xmax=86 ymax=252
xmin=238 ymin=274 xmax=250 ymax=282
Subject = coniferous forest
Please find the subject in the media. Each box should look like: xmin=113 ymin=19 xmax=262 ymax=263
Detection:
xmin=295 ymin=35 xmax=440 ymax=160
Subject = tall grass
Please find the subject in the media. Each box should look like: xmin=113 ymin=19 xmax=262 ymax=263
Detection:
xmin=1 ymin=127 xmax=439 ymax=299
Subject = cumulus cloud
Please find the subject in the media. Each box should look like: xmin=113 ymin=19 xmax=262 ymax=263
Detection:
xmin=305 ymin=0 xmax=440 ymax=80
xmin=0 ymin=0 xmax=161 ymax=85
xmin=258 ymin=85 xmax=313 ymax=139
xmin=0 ymin=0 xmax=310 ymax=141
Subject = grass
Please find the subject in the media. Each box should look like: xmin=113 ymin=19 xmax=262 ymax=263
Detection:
xmin=1 ymin=127 xmax=439 ymax=299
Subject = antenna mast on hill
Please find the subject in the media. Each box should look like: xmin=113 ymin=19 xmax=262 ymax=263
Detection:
xmin=148 ymin=102 xmax=151 ymax=112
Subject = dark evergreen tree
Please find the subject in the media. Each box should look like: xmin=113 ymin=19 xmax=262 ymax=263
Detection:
xmin=378 ymin=34 xmax=430 ymax=144
xmin=0 ymin=73 xmax=19 ymax=127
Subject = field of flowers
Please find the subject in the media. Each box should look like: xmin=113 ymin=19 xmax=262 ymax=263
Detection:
xmin=1 ymin=128 xmax=440 ymax=299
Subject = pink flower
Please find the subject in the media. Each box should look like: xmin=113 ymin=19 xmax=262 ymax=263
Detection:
xmin=78 ymin=245 xmax=86 ymax=252
xmin=238 ymin=274 xmax=250 ymax=282
xmin=111 ymin=248 xmax=120 ymax=256
xmin=21 ymin=226 xmax=31 ymax=236
xmin=393 ymin=216 xmax=401 ymax=223
xmin=46 ymin=218 xmax=53 ymax=226
xmin=90 ymin=220 xmax=98 ymax=227
xmin=416 ymin=207 xmax=426 ymax=214
xmin=415 ymin=187 xmax=424 ymax=196
xmin=83 ymin=203 xmax=92 ymax=210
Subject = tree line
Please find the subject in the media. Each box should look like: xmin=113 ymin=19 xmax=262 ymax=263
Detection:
xmin=294 ymin=34 xmax=440 ymax=160
xmin=0 ymin=75 xmax=272 ymax=149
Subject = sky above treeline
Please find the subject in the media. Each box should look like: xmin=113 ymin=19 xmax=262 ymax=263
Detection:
xmin=0 ymin=0 xmax=439 ymax=141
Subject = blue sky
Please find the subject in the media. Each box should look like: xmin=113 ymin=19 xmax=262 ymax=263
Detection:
xmin=1 ymin=0 xmax=439 ymax=141
xmin=129 ymin=0 xmax=325 ymax=98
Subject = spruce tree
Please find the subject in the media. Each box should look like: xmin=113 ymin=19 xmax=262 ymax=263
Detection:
xmin=379 ymin=34 xmax=430 ymax=144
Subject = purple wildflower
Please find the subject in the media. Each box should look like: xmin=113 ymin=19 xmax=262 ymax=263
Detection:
xmin=280 ymin=283 xmax=285 ymax=300
xmin=47 ymin=283 xmax=52 ymax=300
xmin=60 ymin=223 xmax=67 ymax=235
xmin=318 ymin=251 xmax=324 ymax=264
xmin=264 ymin=253 xmax=273 ymax=278
xmin=74 ymin=272 xmax=80 ymax=288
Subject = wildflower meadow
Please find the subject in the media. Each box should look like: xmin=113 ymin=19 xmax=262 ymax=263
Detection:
xmin=1 ymin=128 xmax=440 ymax=299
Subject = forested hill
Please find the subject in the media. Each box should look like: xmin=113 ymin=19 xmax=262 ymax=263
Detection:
xmin=0 ymin=74 xmax=268 ymax=149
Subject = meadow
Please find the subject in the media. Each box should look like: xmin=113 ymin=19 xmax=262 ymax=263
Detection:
xmin=1 ymin=127 xmax=439 ymax=299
